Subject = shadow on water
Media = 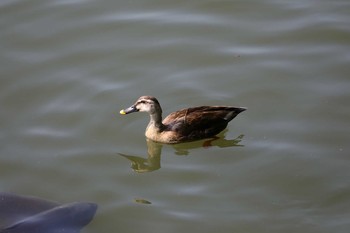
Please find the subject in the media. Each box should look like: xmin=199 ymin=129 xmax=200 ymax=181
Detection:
xmin=119 ymin=131 xmax=244 ymax=173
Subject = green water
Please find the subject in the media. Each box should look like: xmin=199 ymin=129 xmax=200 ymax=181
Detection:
xmin=1 ymin=1 xmax=349 ymax=233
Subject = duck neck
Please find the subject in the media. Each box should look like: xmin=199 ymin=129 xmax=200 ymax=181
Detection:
xmin=148 ymin=111 xmax=164 ymax=131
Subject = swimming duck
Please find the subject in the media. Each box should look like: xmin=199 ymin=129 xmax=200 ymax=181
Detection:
xmin=120 ymin=96 xmax=246 ymax=144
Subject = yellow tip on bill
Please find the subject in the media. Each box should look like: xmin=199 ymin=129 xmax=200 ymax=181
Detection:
xmin=120 ymin=109 xmax=126 ymax=115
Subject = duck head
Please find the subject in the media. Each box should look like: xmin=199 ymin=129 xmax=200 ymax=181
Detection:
xmin=120 ymin=96 xmax=162 ymax=115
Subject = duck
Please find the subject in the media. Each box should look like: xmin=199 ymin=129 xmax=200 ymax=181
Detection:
xmin=120 ymin=96 xmax=246 ymax=144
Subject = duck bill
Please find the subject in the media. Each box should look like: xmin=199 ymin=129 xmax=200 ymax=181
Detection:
xmin=120 ymin=105 xmax=139 ymax=115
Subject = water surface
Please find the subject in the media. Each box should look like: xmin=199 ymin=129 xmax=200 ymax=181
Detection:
xmin=1 ymin=1 xmax=349 ymax=233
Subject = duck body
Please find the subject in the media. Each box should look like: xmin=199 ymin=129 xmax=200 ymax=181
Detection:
xmin=120 ymin=96 xmax=246 ymax=144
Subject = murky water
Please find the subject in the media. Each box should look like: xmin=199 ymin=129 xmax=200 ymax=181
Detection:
xmin=1 ymin=1 xmax=349 ymax=233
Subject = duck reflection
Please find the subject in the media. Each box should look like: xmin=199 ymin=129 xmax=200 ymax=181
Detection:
xmin=119 ymin=131 xmax=244 ymax=173
xmin=119 ymin=139 xmax=162 ymax=173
